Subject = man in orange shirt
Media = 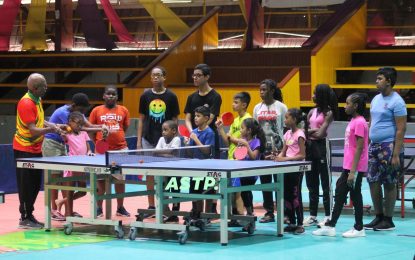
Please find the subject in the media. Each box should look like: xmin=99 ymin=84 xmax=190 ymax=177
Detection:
xmin=89 ymin=85 xmax=131 ymax=217
xmin=14 ymin=73 xmax=61 ymax=229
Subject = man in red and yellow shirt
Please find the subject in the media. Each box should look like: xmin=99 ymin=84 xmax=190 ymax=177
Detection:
xmin=89 ymin=85 xmax=130 ymax=217
xmin=13 ymin=73 xmax=60 ymax=229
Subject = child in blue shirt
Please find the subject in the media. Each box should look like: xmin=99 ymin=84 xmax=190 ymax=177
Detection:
xmin=185 ymin=106 xmax=215 ymax=226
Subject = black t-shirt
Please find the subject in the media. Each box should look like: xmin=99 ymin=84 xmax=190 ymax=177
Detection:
xmin=139 ymin=89 xmax=180 ymax=146
xmin=184 ymin=89 xmax=222 ymax=130
xmin=184 ymin=89 xmax=222 ymax=158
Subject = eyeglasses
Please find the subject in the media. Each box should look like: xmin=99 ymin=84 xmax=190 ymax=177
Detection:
xmin=192 ymin=73 xmax=204 ymax=78
xmin=151 ymin=73 xmax=164 ymax=78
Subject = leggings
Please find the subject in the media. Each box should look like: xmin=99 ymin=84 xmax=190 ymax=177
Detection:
xmin=327 ymin=170 xmax=364 ymax=230
xmin=306 ymin=139 xmax=333 ymax=217
xmin=285 ymin=172 xmax=304 ymax=226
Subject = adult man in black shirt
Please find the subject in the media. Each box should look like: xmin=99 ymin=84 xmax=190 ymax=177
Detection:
xmin=137 ymin=66 xmax=180 ymax=214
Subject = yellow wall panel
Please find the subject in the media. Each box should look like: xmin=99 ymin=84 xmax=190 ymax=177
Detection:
xmin=311 ymin=3 xmax=367 ymax=94
xmin=280 ymin=69 xmax=300 ymax=109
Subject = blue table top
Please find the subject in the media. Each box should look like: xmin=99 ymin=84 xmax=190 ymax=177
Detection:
xmin=17 ymin=155 xmax=309 ymax=172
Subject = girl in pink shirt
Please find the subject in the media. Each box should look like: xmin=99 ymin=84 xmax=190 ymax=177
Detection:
xmin=59 ymin=111 xmax=94 ymax=218
xmin=313 ymin=93 xmax=368 ymax=238
xmin=304 ymin=84 xmax=338 ymax=227
xmin=275 ymin=108 xmax=306 ymax=235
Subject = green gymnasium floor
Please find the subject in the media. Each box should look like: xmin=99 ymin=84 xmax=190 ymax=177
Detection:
xmin=0 ymin=176 xmax=414 ymax=259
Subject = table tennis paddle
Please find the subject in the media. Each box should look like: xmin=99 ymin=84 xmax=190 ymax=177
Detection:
xmin=95 ymin=139 xmax=109 ymax=154
xmin=178 ymin=125 xmax=190 ymax=138
xmin=221 ymin=112 xmax=234 ymax=126
xmin=234 ymin=146 xmax=248 ymax=160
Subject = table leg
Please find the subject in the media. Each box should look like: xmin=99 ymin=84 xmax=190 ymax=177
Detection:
xmin=105 ymin=175 xmax=112 ymax=219
xmin=219 ymin=178 xmax=228 ymax=246
xmin=276 ymin=173 xmax=284 ymax=237
xmin=44 ymin=170 xmax=51 ymax=230
xmin=90 ymin=173 xmax=97 ymax=218
xmin=155 ymin=176 xmax=163 ymax=224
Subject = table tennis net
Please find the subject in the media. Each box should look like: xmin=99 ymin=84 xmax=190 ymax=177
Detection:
xmin=105 ymin=145 xmax=213 ymax=166
xmin=329 ymin=138 xmax=344 ymax=172
xmin=329 ymin=138 xmax=344 ymax=151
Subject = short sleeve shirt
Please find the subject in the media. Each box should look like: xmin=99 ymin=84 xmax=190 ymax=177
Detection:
xmin=188 ymin=127 xmax=215 ymax=159
xmin=139 ymin=89 xmax=180 ymax=146
xmin=253 ymin=101 xmax=288 ymax=153
xmin=155 ymin=136 xmax=182 ymax=149
xmin=284 ymin=129 xmax=306 ymax=158
xmin=184 ymin=89 xmax=222 ymax=131
xmin=343 ymin=116 xmax=369 ymax=172
xmin=13 ymin=92 xmax=45 ymax=153
xmin=369 ymin=92 xmax=407 ymax=143
xmin=65 ymin=131 xmax=91 ymax=156
xmin=44 ymin=105 xmax=71 ymax=143
xmin=227 ymin=113 xmax=252 ymax=160
xmin=89 ymin=105 xmax=130 ymax=151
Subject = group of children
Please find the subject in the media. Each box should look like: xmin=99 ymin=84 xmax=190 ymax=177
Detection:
xmin=50 ymin=76 xmax=369 ymax=240
xmin=178 ymin=83 xmax=370 ymax=239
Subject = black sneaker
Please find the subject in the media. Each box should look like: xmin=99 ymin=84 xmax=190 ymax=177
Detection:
xmin=363 ymin=215 xmax=383 ymax=230
xmin=143 ymin=206 xmax=155 ymax=219
xmin=19 ymin=217 xmax=43 ymax=229
xmin=28 ymin=215 xmax=44 ymax=226
xmin=284 ymin=225 xmax=297 ymax=233
xmin=373 ymin=219 xmax=395 ymax=231
xmin=294 ymin=226 xmax=305 ymax=235
xmin=116 ymin=206 xmax=131 ymax=217
xmin=259 ymin=213 xmax=275 ymax=223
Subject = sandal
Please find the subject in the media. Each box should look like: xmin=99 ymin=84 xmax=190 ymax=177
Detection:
xmin=72 ymin=212 xmax=83 ymax=218
xmin=51 ymin=210 xmax=65 ymax=221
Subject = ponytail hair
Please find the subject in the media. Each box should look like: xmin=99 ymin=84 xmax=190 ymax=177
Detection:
xmin=314 ymin=84 xmax=338 ymax=120
xmin=242 ymin=118 xmax=266 ymax=154
xmin=287 ymin=108 xmax=304 ymax=126
xmin=261 ymin=79 xmax=283 ymax=102
xmin=348 ymin=92 xmax=369 ymax=117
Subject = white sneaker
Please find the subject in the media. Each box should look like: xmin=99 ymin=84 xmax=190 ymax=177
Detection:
xmin=303 ymin=216 xmax=318 ymax=227
xmin=317 ymin=216 xmax=331 ymax=228
xmin=312 ymin=226 xmax=336 ymax=237
xmin=342 ymin=228 xmax=366 ymax=238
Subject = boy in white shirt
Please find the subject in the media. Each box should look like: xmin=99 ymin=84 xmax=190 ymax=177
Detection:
xmin=155 ymin=120 xmax=181 ymax=223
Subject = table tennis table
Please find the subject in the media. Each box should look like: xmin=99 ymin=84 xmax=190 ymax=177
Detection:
xmin=16 ymin=149 xmax=310 ymax=245
xmin=330 ymin=135 xmax=415 ymax=218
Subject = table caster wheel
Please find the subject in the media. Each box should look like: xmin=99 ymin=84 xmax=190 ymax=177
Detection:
xmin=183 ymin=216 xmax=190 ymax=226
xmin=115 ymin=225 xmax=124 ymax=239
xmin=128 ymin=227 xmax=137 ymax=241
xmin=63 ymin=223 xmax=73 ymax=235
xmin=177 ymin=231 xmax=188 ymax=245
xmin=194 ymin=219 xmax=205 ymax=231
xmin=242 ymin=221 xmax=255 ymax=235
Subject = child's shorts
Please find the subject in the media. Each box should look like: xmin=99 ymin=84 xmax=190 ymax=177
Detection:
xmin=367 ymin=142 xmax=404 ymax=184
